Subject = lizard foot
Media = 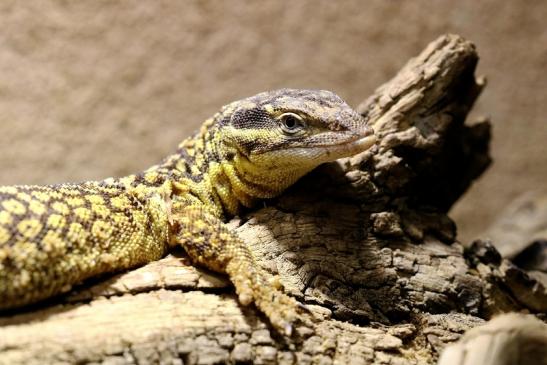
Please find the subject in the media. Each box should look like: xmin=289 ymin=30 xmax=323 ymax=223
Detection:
xmin=226 ymin=261 xmax=301 ymax=336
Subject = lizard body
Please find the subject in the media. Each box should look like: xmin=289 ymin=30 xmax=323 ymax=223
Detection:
xmin=0 ymin=89 xmax=375 ymax=333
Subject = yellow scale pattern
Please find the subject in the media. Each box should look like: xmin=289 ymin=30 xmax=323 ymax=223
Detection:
xmin=0 ymin=89 xmax=375 ymax=334
xmin=0 ymin=183 xmax=170 ymax=309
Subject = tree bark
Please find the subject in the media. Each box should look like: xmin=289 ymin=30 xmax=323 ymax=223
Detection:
xmin=1 ymin=34 xmax=544 ymax=365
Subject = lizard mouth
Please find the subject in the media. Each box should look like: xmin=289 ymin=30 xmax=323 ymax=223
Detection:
xmin=351 ymin=133 xmax=377 ymax=149
xmin=268 ymin=132 xmax=377 ymax=162
xmin=275 ymin=133 xmax=376 ymax=162
xmin=247 ymin=129 xmax=376 ymax=161
xmin=325 ymin=133 xmax=377 ymax=157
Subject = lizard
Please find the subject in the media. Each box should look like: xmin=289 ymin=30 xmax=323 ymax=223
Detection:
xmin=0 ymin=89 xmax=375 ymax=334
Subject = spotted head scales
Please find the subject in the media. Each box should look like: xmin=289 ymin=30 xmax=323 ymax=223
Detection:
xmin=177 ymin=88 xmax=376 ymax=216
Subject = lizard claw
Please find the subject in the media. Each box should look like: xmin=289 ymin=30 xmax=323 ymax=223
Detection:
xmin=284 ymin=322 xmax=293 ymax=337
xmin=227 ymin=262 xmax=301 ymax=336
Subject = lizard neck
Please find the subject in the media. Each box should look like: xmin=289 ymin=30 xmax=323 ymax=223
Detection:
xmin=130 ymin=121 xmax=279 ymax=219
xmin=163 ymin=126 xmax=312 ymax=219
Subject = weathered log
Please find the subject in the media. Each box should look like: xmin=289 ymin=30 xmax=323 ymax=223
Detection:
xmin=438 ymin=313 xmax=547 ymax=365
xmin=0 ymin=34 xmax=543 ymax=365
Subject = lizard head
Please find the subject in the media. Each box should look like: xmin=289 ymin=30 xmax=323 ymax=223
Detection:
xmin=219 ymin=89 xmax=376 ymax=196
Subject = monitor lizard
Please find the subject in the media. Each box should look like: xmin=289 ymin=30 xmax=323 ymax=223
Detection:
xmin=0 ymin=89 xmax=376 ymax=335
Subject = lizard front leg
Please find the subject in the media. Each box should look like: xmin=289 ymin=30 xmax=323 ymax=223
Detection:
xmin=170 ymin=205 xmax=298 ymax=335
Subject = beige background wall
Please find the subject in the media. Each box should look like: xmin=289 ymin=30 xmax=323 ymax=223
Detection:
xmin=0 ymin=1 xmax=545 ymax=243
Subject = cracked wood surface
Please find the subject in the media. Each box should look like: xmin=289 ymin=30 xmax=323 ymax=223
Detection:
xmin=1 ymin=35 xmax=544 ymax=365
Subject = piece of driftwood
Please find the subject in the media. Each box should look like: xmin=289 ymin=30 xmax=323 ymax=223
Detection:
xmin=438 ymin=313 xmax=547 ymax=365
xmin=0 ymin=34 xmax=544 ymax=365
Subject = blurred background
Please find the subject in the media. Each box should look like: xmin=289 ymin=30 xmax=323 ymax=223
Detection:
xmin=0 ymin=1 xmax=545 ymax=244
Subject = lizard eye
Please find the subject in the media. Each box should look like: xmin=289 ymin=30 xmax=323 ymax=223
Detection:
xmin=278 ymin=113 xmax=306 ymax=134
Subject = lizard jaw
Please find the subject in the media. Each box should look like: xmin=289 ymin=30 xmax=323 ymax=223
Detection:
xmin=321 ymin=133 xmax=377 ymax=161
xmin=348 ymin=133 xmax=377 ymax=152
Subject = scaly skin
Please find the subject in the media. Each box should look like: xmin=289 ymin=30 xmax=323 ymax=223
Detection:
xmin=0 ymin=89 xmax=375 ymax=334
